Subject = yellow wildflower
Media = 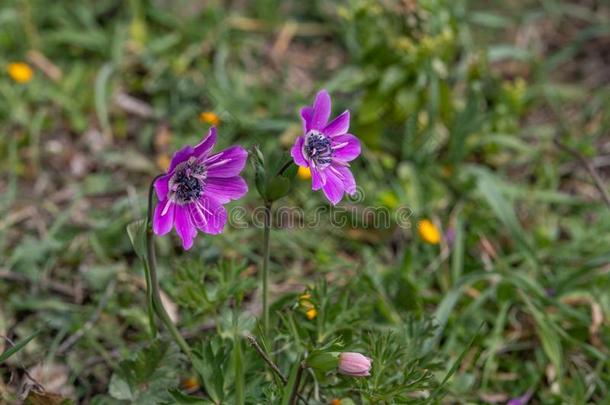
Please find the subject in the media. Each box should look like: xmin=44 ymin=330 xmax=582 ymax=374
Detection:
xmin=7 ymin=62 xmax=33 ymax=83
xmin=181 ymin=376 xmax=199 ymax=391
xmin=299 ymin=292 xmax=311 ymax=301
xmin=418 ymin=219 xmax=441 ymax=245
xmin=297 ymin=166 xmax=311 ymax=180
xmin=199 ymin=111 xmax=220 ymax=126
xmin=306 ymin=308 xmax=318 ymax=320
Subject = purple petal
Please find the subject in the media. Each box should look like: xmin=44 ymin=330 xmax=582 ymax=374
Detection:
xmin=333 ymin=165 xmax=356 ymax=195
xmin=322 ymin=170 xmax=345 ymax=205
xmin=324 ymin=110 xmax=350 ymax=137
xmin=153 ymin=200 xmax=175 ymax=235
xmin=154 ymin=174 xmax=171 ymax=200
xmin=189 ymin=196 xmax=227 ymax=235
xmin=206 ymin=146 xmax=248 ymax=178
xmin=301 ymin=107 xmax=313 ymax=133
xmin=291 ymin=136 xmax=308 ymax=167
xmin=205 ymin=176 xmax=248 ymax=203
xmin=193 ymin=127 xmax=217 ymax=157
xmin=507 ymin=391 xmax=533 ymax=405
xmin=310 ymin=90 xmax=331 ymax=130
xmin=169 ymin=145 xmax=195 ymax=172
xmin=174 ymin=205 xmax=196 ymax=250
xmin=332 ymin=134 xmax=361 ymax=162
xmin=311 ymin=167 xmax=326 ymax=190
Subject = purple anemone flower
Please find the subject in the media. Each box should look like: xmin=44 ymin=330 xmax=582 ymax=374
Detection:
xmin=290 ymin=90 xmax=361 ymax=205
xmin=152 ymin=127 xmax=248 ymax=250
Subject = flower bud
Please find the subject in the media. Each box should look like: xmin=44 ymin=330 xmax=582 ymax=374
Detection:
xmin=305 ymin=351 xmax=339 ymax=372
xmin=338 ymin=352 xmax=372 ymax=377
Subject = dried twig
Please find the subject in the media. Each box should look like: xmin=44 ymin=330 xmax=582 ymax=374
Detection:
xmin=245 ymin=334 xmax=308 ymax=404
xmin=245 ymin=334 xmax=287 ymax=384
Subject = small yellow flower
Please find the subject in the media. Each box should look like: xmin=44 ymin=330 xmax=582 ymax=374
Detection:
xmin=418 ymin=219 xmax=441 ymax=245
xmin=297 ymin=166 xmax=311 ymax=180
xmin=306 ymin=308 xmax=317 ymax=320
xmin=7 ymin=62 xmax=33 ymax=83
xmin=181 ymin=376 xmax=199 ymax=391
xmin=299 ymin=292 xmax=311 ymax=301
xmin=199 ymin=111 xmax=220 ymax=126
xmin=330 ymin=399 xmax=341 ymax=405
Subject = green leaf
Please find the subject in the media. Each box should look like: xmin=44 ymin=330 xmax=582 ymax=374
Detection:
xmin=108 ymin=374 xmax=133 ymax=401
xmin=95 ymin=63 xmax=114 ymax=137
xmin=280 ymin=359 xmax=301 ymax=405
xmin=304 ymin=351 xmax=339 ymax=372
xmin=266 ymin=176 xmax=291 ymax=202
xmin=474 ymin=168 xmax=537 ymax=264
xmin=192 ymin=338 xmax=230 ymax=404
xmin=165 ymin=389 xmax=209 ymax=404
xmin=126 ymin=218 xmax=156 ymax=336
xmin=282 ymin=161 xmax=298 ymax=180
xmin=108 ymin=340 xmax=179 ymax=404
xmin=523 ymin=296 xmax=564 ymax=378
xmin=451 ymin=216 xmax=464 ymax=284
xmin=432 ymin=322 xmax=485 ymax=399
xmin=251 ymin=145 xmax=268 ymax=201
xmin=0 ymin=331 xmax=40 ymax=364
xmin=126 ymin=219 xmax=147 ymax=260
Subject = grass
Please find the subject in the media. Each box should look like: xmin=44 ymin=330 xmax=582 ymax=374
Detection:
xmin=1 ymin=0 xmax=609 ymax=403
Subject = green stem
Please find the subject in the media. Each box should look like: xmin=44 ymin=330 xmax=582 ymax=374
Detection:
xmin=146 ymin=176 xmax=193 ymax=361
xmin=261 ymin=202 xmax=272 ymax=336
xmin=277 ymin=160 xmax=294 ymax=176
xmin=233 ymin=337 xmax=245 ymax=405
xmin=288 ymin=362 xmax=305 ymax=405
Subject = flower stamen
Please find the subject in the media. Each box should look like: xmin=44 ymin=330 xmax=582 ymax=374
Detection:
xmin=169 ymin=160 xmax=207 ymax=204
xmin=303 ymin=130 xmax=333 ymax=169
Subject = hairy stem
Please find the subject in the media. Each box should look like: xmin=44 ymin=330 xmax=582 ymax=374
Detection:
xmin=261 ymin=202 xmax=272 ymax=336
xmin=146 ymin=176 xmax=193 ymax=361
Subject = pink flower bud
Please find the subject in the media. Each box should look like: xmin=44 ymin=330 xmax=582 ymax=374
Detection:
xmin=338 ymin=352 xmax=372 ymax=377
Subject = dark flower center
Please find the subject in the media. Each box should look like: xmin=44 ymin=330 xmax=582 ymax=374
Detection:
xmin=303 ymin=130 xmax=333 ymax=168
xmin=170 ymin=158 xmax=207 ymax=204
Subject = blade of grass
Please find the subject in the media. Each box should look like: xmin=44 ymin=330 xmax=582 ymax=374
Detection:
xmin=431 ymin=322 xmax=485 ymax=399
xmin=0 ymin=331 xmax=40 ymax=364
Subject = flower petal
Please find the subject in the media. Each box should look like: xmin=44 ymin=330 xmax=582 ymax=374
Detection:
xmin=206 ymin=146 xmax=248 ymax=178
xmin=301 ymin=106 xmax=313 ymax=133
xmin=154 ymin=174 xmax=171 ymax=200
xmin=311 ymin=166 xmax=326 ymax=190
xmin=193 ymin=127 xmax=217 ymax=157
xmin=189 ymin=196 xmax=227 ymax=235
xmin=153 ymin=200 xmax=174 ymax=235
xmin=332 ymin=134 xmax=361 ymax=162
xmin=333 ymin=165 xmax=356 ymax=195
xmin=322 ymin=170 xmax=345 ymax=205
xmin=324 ymin=110 xmax=350 ymax=137
xmin=205 ymin=176 xmax=248 ymax=203
xmin=291 ymin=136 xmax=308 ymax=167
xmin=174 ymin=205 xmax=196 ymax=250
xmin=169 ymin=145 xmax=195 ymax=172
xmin=310 ymin=90 xmax=331 ymax=130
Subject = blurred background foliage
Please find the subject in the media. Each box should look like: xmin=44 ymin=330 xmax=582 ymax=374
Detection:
xmin=1 ymin=0 xmax=609 ymax=403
